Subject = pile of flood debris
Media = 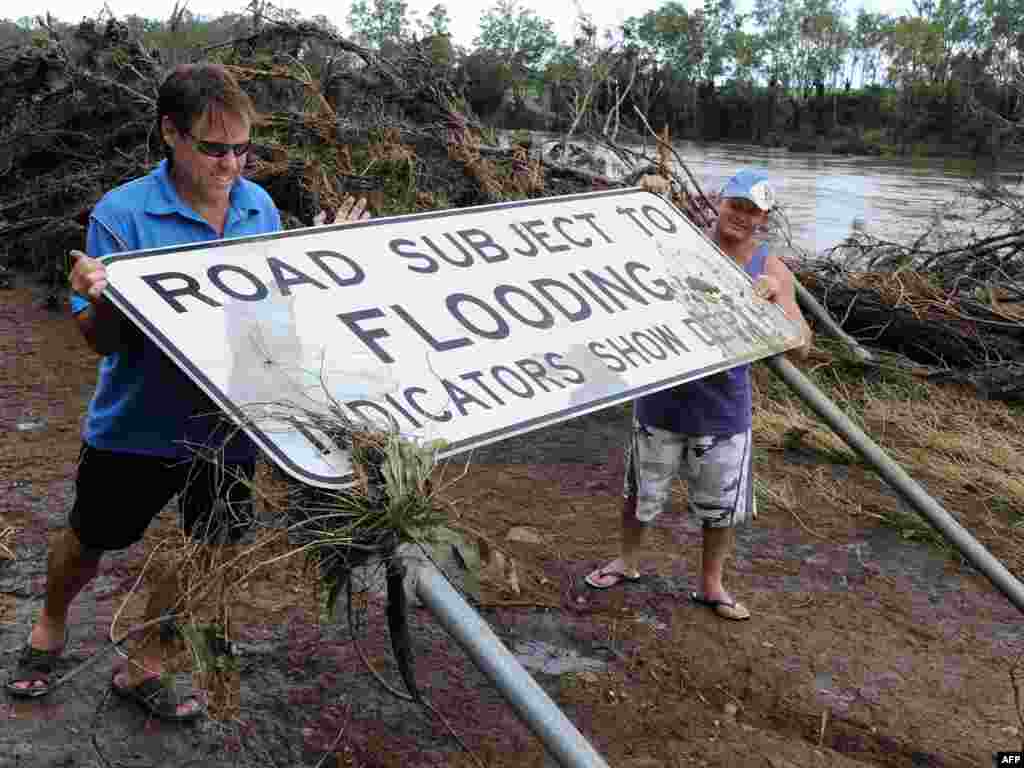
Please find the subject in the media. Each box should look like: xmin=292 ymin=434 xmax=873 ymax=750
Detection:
xmin=0 ymin=16 xmax=631 ymax=287
xmin=789 ymin=193 xmax=1024 ymax=401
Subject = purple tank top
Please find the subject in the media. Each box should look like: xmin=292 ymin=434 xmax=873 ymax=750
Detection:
xmin=635 ymin=244 xmax=768 ymax=436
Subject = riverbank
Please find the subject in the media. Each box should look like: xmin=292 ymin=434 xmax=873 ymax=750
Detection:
xmin=480 ymin=88 xmax=1015 ymax=165
xmin=3 ymin=277 xmax=1023 ymax=767
xmin=774 ymin=130 xmax=1024 ymax=163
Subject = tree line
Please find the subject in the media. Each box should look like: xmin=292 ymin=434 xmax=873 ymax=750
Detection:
xmin=1 ymin=0 xmax=1021 ymax=156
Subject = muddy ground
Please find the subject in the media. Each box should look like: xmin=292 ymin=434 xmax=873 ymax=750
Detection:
xmin=1 ymin=277 xmax=1022 ymax=768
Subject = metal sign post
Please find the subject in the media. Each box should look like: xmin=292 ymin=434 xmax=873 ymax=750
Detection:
xmin=411 ymin=562 xmax=611 ymax=768
xmin=767 ymin=355 xmax=1024 ymax=615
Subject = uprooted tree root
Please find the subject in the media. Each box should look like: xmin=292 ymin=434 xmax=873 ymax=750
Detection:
xmin=790 ymin=257 xmax=1024 ymax=401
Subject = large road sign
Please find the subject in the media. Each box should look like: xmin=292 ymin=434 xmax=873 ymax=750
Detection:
xmin=100 ymin=188 xmax=801 ymax=487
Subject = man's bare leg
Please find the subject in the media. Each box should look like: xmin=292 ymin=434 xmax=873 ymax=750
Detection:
xmin=587 ymin=495 xmax=647 ymax=587
xmin=699 ymin=524 xmax=734 ymax=603
xmin=11 ymin=529 xmax=102 ymax=692
xmin=113 ymin=566 xmax=203 ymax=718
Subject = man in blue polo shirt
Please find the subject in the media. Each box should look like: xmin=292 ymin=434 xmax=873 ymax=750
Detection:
xmin=585 ymin=170 xmax=812 ymax=621
xmin=5 ymin=64 xmax=367 ymax=720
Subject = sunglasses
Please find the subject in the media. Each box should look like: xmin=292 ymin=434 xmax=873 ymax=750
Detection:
xmin=186 ymin=133 xmax=251 ymax=158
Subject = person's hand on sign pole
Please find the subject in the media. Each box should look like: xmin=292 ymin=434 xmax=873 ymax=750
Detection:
xmin=69 ymin=249 xmax=107 ymax=302
xmin=338 ymin=194 xmax=371 ymax=222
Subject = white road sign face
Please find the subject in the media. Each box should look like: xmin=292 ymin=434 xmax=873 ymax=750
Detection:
xmin=101 ymin=188 xmax=801 ymax=488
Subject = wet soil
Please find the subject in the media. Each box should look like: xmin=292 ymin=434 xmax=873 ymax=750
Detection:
xmin=2 ymin=279 xmax=1022 ymax=768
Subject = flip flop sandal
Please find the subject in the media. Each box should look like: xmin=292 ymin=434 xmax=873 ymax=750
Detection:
xmin=112 ymin=674 xmax=206 ymax=722
xmin=585 ymin=566 xmax=644 ymax=590
xmin=690 ymin=592 xmax=751 ymax=621
xmin=5 ymin=629 xmax=69 ymax=699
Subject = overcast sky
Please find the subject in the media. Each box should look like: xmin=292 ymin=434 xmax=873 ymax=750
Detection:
xmin=24 ymin=0 xmax=904 ymax=49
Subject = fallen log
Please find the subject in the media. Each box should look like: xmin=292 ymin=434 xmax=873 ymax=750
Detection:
xmin=927 ymin=362 xmax=1024 ymax=402
xmin=795 ymin=268 xmax=1024 ymax=396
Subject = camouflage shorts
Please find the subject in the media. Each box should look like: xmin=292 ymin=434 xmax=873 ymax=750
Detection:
xmin=624 ymin=421 xmax=756 ymax=528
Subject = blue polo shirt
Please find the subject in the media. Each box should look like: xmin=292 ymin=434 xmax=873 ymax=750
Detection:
xmin=71 ymin=160 xmax=282 ymax=460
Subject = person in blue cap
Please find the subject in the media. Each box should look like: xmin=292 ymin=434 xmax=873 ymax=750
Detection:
xmin=585 ymin=169 xmax=812 ymax=621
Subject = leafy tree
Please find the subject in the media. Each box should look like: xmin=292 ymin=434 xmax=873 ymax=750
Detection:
xmin=0 ymin=17 xmax=33 ymax=47
xmin=912 ymin=0 xmax=974 ymax=83
xmin=695 ymin=0 xmax=745 ymax=84
xmin=725 ymin=24 xmax=760 ymax=83
xmin=620 ymin=13 xmax=668 ymax=120
xmin=883 ymin=15 xmax=945 ymax=91
xmin=977 ymin=0 xmax=1024 ymax=85
xmin=626 ymin=1 xmax=740 ymax=135
xmin=752 ymin=0 xmax=800 ymax=88
xmin=794 ymin=0 xmax=850 ymax=92
xmin=416 ymin=3 xmax=450 ymax=38
xmin=121 ymin=14 xmax=161 ymax=37
xmin=143 ymin=8 xmax=217 ymax=54
xmin=347 ymin=0 xmax=411 ymax=49
xmin=544 ymin=7 xmax=628 ymax=138
xmin=625 ymin=1 xmax=700 ymax=77
xmin=848 ymin=9 xmax=890 ymax=87
xmin=474 ymin=0 xmax=558 ymax=73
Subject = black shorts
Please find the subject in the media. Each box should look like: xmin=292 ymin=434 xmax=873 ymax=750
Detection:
xmin=69 ymin=443 xmax=257 ymax=551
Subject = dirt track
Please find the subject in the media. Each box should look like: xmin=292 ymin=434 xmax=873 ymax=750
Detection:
xmin=2 ymin=278 xmax=1022 ymax=768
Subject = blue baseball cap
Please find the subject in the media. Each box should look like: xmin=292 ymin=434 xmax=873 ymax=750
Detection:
xmin=721 ymin=169 xmax=776 ymax=212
